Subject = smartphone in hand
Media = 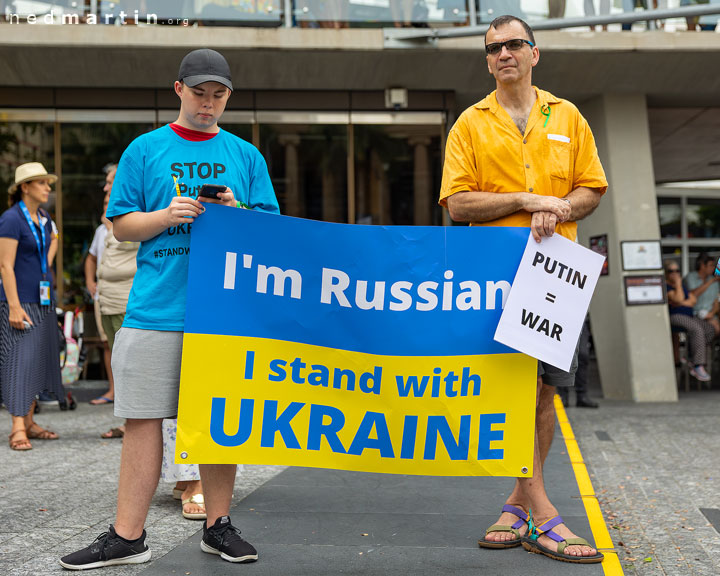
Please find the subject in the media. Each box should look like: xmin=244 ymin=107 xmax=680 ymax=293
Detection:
xmin=198 ymin=184 xmax=228 ymax=200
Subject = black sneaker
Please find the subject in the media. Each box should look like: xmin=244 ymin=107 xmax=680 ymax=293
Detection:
xmin=201 ymin=516 xmax=258 ymax=563
xmin=59 ymin=526 xmax=151 ymax=570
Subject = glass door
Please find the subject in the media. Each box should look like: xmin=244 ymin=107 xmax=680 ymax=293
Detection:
xmin=259 ymin=117 xmax=348 ymax=222
xmin=353 ymin=121 xmax=443 ymax=226
xmin=60 ymin=120 xmax=154 ymax=305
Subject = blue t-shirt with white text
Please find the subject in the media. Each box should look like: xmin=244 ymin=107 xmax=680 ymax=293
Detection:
xmin=107 ymin=125 xmax=280 ymax=331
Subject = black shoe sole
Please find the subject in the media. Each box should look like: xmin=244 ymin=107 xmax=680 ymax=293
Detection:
xmin=201 ymin=540 xmax=258 ymax=563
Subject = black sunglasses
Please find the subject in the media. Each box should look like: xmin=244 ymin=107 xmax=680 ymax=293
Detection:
xmin=667 ymin=269 xmax=680 ymax=273
xmin=485 ymin=38 xmax=535 ymax=55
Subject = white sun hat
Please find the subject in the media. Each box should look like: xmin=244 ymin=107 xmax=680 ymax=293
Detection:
xmin=9 ymin=162 xmax=58 ymax=194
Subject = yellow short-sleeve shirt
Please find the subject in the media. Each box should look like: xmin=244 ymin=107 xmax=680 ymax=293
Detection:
xmin=439 ymin=88 xmax=607 ymax=241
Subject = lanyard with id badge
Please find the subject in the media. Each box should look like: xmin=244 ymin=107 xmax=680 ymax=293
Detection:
xmin=19 ymin=201 xmax=51 ymax=306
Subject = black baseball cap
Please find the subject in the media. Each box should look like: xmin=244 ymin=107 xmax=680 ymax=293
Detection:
xmin=178 ymin=49 xmax=233 ymax=91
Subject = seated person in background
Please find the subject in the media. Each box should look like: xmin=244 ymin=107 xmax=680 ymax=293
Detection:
xmin=666 ymin=260 xmax=714 ymax=381
xmin=684 ymin=252 xmax=720 ymax=336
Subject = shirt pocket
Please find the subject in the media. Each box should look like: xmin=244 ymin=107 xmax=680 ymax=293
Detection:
xmin=547 ymin=139 xmax=572 ymax=181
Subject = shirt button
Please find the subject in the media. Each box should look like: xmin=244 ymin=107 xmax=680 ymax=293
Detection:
xmin=529 ymin=187 xmax=534 ymax=192
xmin=525 ymin=164 xmax=530 ymax=168
xmin=523 ymin=139 xmax=527 ymax=144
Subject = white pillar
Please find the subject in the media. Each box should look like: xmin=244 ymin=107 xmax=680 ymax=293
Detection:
xmin=579 ymin=94 xmax=677 ymax=402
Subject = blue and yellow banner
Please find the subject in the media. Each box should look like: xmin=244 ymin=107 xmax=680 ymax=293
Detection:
xmin=176 ymin=206 xmax=537 ymax=477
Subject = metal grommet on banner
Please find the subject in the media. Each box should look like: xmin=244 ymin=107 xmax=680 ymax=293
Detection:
xmin=521 ymin=466 xmax=529 ymax=475
xmin=181 ymin=452 xmax=188 ymax=460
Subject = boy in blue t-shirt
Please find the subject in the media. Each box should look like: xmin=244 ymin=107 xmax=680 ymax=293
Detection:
xmin=61 ymin=49 xmax=280 ymax=571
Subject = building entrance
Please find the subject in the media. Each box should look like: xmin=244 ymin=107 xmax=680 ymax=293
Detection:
xmin=0 ymin=108 xmax=448 ymax=306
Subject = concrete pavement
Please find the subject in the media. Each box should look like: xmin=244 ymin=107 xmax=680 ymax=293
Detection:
xmin=3 ymin=377 xmax=720 ymax=575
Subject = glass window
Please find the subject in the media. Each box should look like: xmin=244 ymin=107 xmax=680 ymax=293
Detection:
xmin=662 ymin=246 xmax=682 ymax=258
xmin=687 ymin=197 xmax=720 ymax=239
xmin=0 ymin=121 xmax=55 ymax=212
xmin=295 ymin=0 xmax=469 ymax=28
xmin=260 ymin=124 xmax=348 ymax=222
xmin=478 ymin=0 xmax=524 ymax=24
xmin=223 ymin=124 xmax=254 ymax=145
xmin=659 ymin=195 xmax=720 ymax=276
xmin=61 ymin=123 xmax=153 ymax=305
xmin=687 ymin=247 xmax=720 ymax=267
xmin=354 ymin=124 xmax=442 ymax=225
xmin=658 ymin=197 xmax=681 ymax=238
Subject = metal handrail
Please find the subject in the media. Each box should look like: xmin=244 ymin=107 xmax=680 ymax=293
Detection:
xmin=385 ymin=4 xmax=720 ymax=43
xmin=5 ymin=1 xmax=720 ymax=36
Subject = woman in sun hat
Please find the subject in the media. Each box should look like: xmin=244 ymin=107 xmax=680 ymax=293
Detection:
xmin=0 ymin=162 xmax=64 ymax=450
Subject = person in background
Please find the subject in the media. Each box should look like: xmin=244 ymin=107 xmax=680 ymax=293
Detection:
xmin=684 ymin=252 xmax=720 ymax=337
xmin=162 ymin=419 xmax=207 ymax=520
xmin=36 ymin=216 xmax=61 ymax=406
xmin=48 ymin=219 xmax=58 ymax=267
xmin=95 ymin=165 xmax=128 ymax=435
xmin=622 ymin=0 xmax=666 ymax=31
xmin=681 ymin=0 xmax=714 ymax=31
xmin=85 ymin=173 xmax=114 ymax=405
xmin=548 ymin=0 xmax=565 ymax=19
xmin=558 ymin=317 xmax=599 ymax=408
xmin=584 ymin=0 xmax=610 ymax=30
xmin=666 ymin=260 xmax=714 ymax=381
xmin=96 ymin=164 xmax=207 ymax=520
xmin=0 ymin=162 xmax=64 ymax=450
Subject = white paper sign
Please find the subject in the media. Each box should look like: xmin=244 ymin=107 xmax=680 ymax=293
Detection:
xmin=494 ymin=233 xmax=605 ymax=371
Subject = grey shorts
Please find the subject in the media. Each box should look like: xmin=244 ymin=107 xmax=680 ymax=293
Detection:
xmin=112 ymin=327 xmax=184 ymax=419
xmin=537 ymin=342 xmax=579 ymax=388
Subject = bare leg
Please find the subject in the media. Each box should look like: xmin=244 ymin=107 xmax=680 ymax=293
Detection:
xmin=22 ymin=404 xmax=34 ymax=430
xmin=104 ymin=341 xmax=115 ymax=397
xmin=12 ymin=413 xmax=27 ymax=435
xmin=485 ymin=379 xmax=597 ymax=556
xmin=200 ymin=464 xmax=236 ymax=527
xmin=521 ymin=381 xmax=597 ymax=558
xmin=114 ymin=418 xmax=163 ymax=540
xmin=709 ymin=316 xmax=720 ymax=336
xmin=91 ymin=343 xmax=115 ymax=403
xmin=484 ymin=378 xmax=546 ymax=544
xmin=9 ymin=413 xmax=31 ymax=449
xmin=536 ymin=380 xmax=556 ymax=463
xmin=23 ymin=400 xmax=58 ymax=438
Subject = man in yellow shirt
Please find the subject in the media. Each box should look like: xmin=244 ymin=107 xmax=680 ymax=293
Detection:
xmin=439 ymin=15 xmax=607 ymax=565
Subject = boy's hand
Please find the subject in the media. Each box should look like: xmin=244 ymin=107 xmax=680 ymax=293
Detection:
xmin=198 ymin=187 xmax=236 ymax=208
xmin=165 ymin=196 xmax=205 ymax=226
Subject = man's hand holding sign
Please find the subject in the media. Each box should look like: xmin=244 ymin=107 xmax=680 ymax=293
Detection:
xmin=496 ymin=234 xmax=605 ymax=372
